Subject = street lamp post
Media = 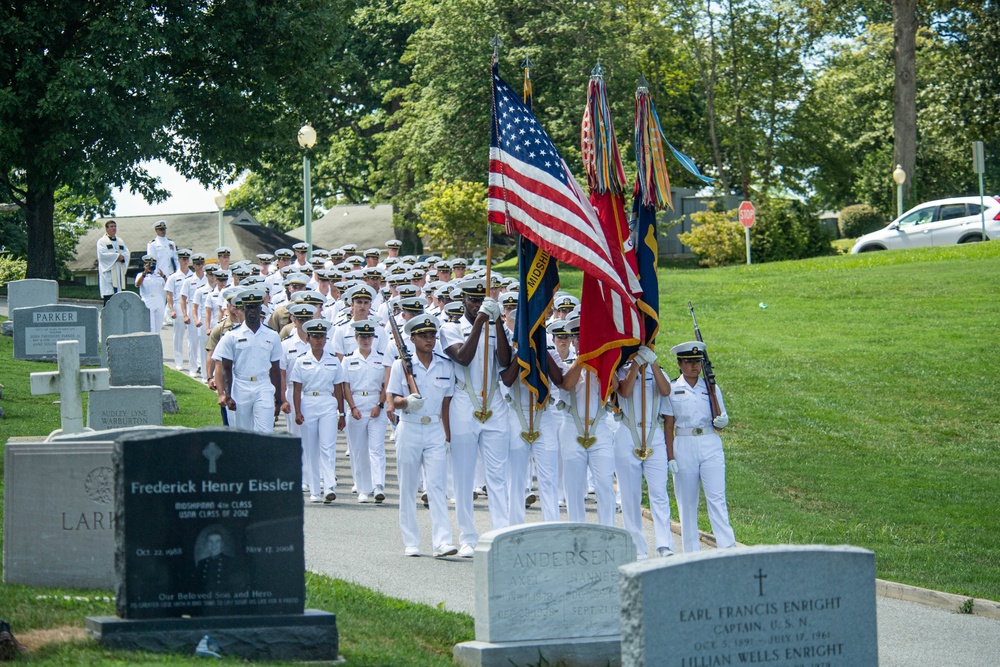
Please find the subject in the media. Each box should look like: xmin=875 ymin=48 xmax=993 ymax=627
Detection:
xmin=892 ymin=164 xmax=906 ymax=219
xmin=298 ymin=124 xmax=317 ymax=260
xmin=213 ymin=193 xmax=227 ymax=248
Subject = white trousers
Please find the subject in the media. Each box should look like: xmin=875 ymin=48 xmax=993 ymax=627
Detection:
xmin=185 ymin=319 xmax=199 ymax=372
xmin=505 ymin=411 xmax=531 ymax=526
xmin=345 ymin=405 xmax=388 ymax=494
xmin=300 ymin=401 xmax=338 ymax=497
xmin=396 ymin=420 xmax=453 ymax=551
xmin=535 ymin=416 xmax=563 ymax=521
xmin=450 ymin=396 xmax=510 ymax=545
xmin=147 ymin=301 xmax=165 ymax=336
xmin=673 ymin=433 xmax=736 ymax=552
xmin=172 ymin=313 xmax=186 ymax=369
xmin=198 ymin=326 xmax=209 ymax=378
xmin=231 ymin=378 xmax=275 ymax=433
xmin=559 ymin=419 xmax=615 ymax=526
xmin=613 ymin=426 xmax=674 ymax=558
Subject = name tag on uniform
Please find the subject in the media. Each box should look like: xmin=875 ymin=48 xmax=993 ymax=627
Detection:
xmin=302 ymin=361 xmax=313 ymax=367
xmin=237 ymin=338 xmax=247 ymax=343
xmin=674 ymin=390 xmax=686 ymax=395
xmin=349 ymin=360 xmax=361 ymax=367
xmin=106 ymin=244 xmax=114 ymax=249
xmin=323 ymin=363 xmax=338 ymax=368
xmin=435 ymin=376 xmax=449 ymax=381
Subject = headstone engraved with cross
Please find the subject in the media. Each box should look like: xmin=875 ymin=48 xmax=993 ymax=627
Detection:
xmin=30 ymin=340 xmax=110 ymax=435
xmin=86 ymin=428 xmax=338 ymax=661
xmin=618 ymin=545 xmax=878 ymax=667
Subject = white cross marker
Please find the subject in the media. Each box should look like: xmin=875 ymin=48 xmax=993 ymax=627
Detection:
xmin=30 ymin=340 xmax=110 ymax=434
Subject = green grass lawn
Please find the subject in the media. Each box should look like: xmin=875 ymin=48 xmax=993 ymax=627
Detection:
xmin=560 ymin=241 xmax=1000 ymax=601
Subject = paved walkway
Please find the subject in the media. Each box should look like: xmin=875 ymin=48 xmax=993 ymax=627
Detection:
xmin=4 ymin=298 xmax=999 ymax=664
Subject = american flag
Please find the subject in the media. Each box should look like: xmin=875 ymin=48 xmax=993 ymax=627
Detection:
xmin=487 ymin=62 xmax=639 ymax=309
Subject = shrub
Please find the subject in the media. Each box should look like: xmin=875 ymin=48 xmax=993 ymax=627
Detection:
xmin=749 ymin=198 xmax=833 ymax=263
xmin=0 ymin=251 xmax=27 ymax=285
xmin=679 ymin=210 xmax=746 ymax=267
xmin=839 ymin=204 xmax=886 ymax=239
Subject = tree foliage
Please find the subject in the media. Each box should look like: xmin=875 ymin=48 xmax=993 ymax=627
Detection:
xmin=417 ymin=179 xmax=501 ymax=257
xmin=0 ymin=0 xmax=352 ymax=278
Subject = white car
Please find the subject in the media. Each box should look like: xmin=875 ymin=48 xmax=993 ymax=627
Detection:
xmin=850 ymin=196 xmax=1000 ymax=253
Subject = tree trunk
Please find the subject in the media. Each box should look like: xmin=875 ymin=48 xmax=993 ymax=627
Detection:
xmin=24 ymin=176 xmax=58 ymax=279
xmin=893 ymin=0 xmax=917 ymax=202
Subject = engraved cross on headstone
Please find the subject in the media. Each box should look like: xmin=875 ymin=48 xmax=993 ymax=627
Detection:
xmin=754 ymin=568 xmax=767 ymax=597
xmin=203 ymin=442 xmax=222 ymax=473
xmin=30 ymin=339 xmax=110 ymax=434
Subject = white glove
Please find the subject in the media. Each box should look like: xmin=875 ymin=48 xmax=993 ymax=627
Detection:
xmin=668 ymin=460 xmax=679 ymax=474
xmin=480 ymin=297 xmax=501 ymax=322
xmin=445 ymin=441 xmax=451 ymax=454
xmin=713 ymin=413 xmax=729 ymax=429
xmin=405 ymin=393 xmax=424 ymax=413
xmin=635 ymin=345 xmax=657 ymax=366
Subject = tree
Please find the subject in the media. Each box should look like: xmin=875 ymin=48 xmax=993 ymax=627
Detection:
xmin=375 ymin=0 xmax=705 ymax=231
xmin=892 ymin=0 xmax=917 ymax=201
xmin=417 ymin=180 xmax=501 ymax=257
xmin=0 ymin=0 xmax=352 ymax=278
xmin=225 ymin=0 xmax=420 ymax=231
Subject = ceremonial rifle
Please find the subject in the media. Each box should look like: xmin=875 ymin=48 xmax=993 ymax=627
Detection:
xmin=387 ymin=314 xmax=420 ymax=396
xmin=687 ymin=302 xmax=722 ymax=420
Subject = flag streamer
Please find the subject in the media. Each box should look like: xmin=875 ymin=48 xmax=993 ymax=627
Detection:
xmin=634 ymin=82 xmax=673 ymax=210
xmin=582 ymin=63 xmax=627 ymax=196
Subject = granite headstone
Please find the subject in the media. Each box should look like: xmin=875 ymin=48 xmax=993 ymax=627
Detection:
xmin=618 ymin=545 xmax=878 ymax=667
xmin=87 ymin=386 xmax=163 ymax=430
xmin=86 ymin=428 xmax=336 ymax=661
xmin=4 ymin=427 xmax=188 ymax=589
xmin=13 ymin=304 xmax=100 ymax=363
xmin=100 ymin=292 xmax=149 ymax=364
xmin=113 ymin=428 xmax=305 ymax=619
xmin=7 ymin=279 xmax=59 ymax=323
xmin=3 ymin=441 xmax=118 ymax=588
xmin=454 ymin=523 xmax=635 ymax=667
xmin=106 ymin=332 xmax=164 ymax=387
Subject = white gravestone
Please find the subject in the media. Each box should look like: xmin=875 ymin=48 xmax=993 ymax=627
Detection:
xmin=87 ymin=386 xmax=163 ymax=430
xmin=30 ymin=339 xmax=110 ymax=435
xmin=618 ymin=545 xmax=878 ymax=667
xmin=3 ymin=427 xmax=189 ymax=590
xmin=454 ymin=523 xmax=635 ymax=667
xmin=7 ymin=278 xmax=59 ymax=323
xmin=3 ymin=442 xmax=118 ymax=588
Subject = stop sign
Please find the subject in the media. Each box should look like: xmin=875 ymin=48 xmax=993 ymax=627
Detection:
xmin=738 ymin=201 xmax=756 ymax=228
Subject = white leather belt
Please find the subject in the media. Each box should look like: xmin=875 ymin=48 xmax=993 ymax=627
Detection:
xmin=307 ymin=391 xmax=334 ymax=396
xmin=399 ymin=414 xmax=440 ymax=425
xmin=237 ymin=375 xmax=267 ymax=382
xmin=675 ymin=427 xmax=715 ymax=436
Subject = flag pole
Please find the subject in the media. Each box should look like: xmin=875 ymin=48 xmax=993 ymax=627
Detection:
xmin=522 ymin=53 xmax=536 ymax=439
xmin=477 ymin=34 xmax=502 ymax=424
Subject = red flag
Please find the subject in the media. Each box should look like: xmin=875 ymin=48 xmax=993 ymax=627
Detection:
xmin=577 ymin=65 xmax=643 ymax=399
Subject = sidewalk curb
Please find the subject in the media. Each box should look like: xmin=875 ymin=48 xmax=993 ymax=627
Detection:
xmin=642 ymin=508 xmax=1000 ymax=621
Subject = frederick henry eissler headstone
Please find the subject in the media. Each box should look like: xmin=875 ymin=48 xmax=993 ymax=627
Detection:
xmin=114 ymin=429 xmax=303 ymax=619
xmin=86 ymin=427 xmax=338 ymax=661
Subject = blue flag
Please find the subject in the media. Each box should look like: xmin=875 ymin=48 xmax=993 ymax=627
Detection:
xmin=516 ymin=235 xmax=559 ymax=405
xmin=513 ymin=59 xmax=560 ymax=405
xmin=631 ymin=198 xmax=659 ymax=346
